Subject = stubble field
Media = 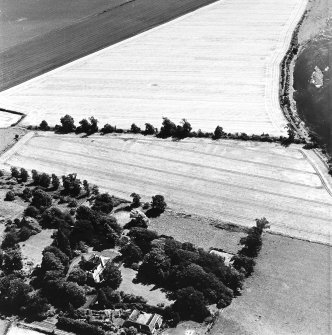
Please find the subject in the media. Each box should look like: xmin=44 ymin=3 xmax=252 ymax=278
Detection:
xmin=1 ymin=132 xmax=331 ymax=245
xmin=0 ymin=0 xmax=307 ymax=134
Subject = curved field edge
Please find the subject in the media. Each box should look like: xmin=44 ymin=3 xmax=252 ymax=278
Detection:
xmin=0 ymin=0 xmax=307 ymax=136
xmin=1 ymin=132 xmax=331 ymax=245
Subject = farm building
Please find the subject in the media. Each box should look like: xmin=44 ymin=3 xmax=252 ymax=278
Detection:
xmin=124 ymin=309 xmax=163 ymax=334
xmin=81 ymin=254 xmax=111 ymax=283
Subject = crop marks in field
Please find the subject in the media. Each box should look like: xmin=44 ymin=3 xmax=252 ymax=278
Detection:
xmin=1 ymin=132 xmax=331 ymax=245
xmin=0 ymin=0 xmax=307 ymax=134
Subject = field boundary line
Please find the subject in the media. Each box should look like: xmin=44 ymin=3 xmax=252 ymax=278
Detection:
xmin=300 ymin=149 xmax=332 ymax=198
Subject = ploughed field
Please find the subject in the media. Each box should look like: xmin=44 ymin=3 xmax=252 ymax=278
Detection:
xmin=1 ymin=132 xmax=331 ymax=245
xmin=0 ymin=0 xmax=307 ymax=134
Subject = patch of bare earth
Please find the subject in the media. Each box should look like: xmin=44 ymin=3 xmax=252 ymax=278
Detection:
xmin=0 ymin=127 xmax=27 ymax=155
xmin=210 ymin=234 xmax=332 ymax=335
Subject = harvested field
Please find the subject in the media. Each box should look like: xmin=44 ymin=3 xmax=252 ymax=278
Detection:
xmin=0 ymin=0 xmax=307 ymax=135
xmin=0 ymin=0 xmax=219 ymax=91
xmin=210 ymin=234 xmax=332 ymax=335
xmin=1 ymin=132 xmax=331 ymax=245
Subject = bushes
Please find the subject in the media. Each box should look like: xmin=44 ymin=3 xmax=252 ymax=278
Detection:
xmin=57 ymin=317 xmax=105 ymax=335
xmin=31 ymin=189 xmax=52 ymax=209
xmin=24 ymin=206 xmax=40 ymax=218
xmin=92 ymin=193 xmax=114 ymax=214
xmin=5 ymin=191 xmax=15 ymax=201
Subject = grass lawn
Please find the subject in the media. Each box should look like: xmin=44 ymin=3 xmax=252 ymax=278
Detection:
xmin=118 ymin=265 xmax=171 ymax=307
xmin=20 ymin=229 xmax=55 ymax=267
xmin=210 ymin=234 xmax=332 ymax=335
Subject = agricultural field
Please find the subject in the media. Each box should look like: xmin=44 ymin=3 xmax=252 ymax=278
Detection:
xmin=0 ymin=0 xmax=307 ymax=134
xmin=1 ymin=132 xmax=331 ymax=245
xmin=210 ymin=234 xmax=332 ymax=335
xmin=0 ymin=0 xmax=219 ymax=92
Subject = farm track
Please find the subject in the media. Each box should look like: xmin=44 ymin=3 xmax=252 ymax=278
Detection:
xmin=1 ymin=133 xmax=331 ymax=245
xmin=0 ymin=0 xmax=219 ymax=92
xmin=0 ymin=0 xmax=307 ymax=134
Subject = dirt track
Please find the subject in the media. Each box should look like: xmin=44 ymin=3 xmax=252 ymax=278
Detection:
xmin=1 ymin=132 xmax=331 ymax=245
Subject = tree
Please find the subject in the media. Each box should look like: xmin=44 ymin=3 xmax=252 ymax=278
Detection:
xmin=39 ymin=173 xmax=51 ymax=188
xmin=41 ymin=252 xmax=65 ymax=273
xmin=120 ymin=243 xmax=143 ymax=265
xmin=10 ymin=167 xmax=20 ymax=179
xmin=63 ymin=282 xmax=86 ymax=308
xmin=22 ymin=187 xmax=32 ymax=200
xmin=130 ymin=193 xmax=141 ymax=207
xmin=92 ymin=193 xmax=114 ymax=214
xmin=68 ymin=268 xmax=87 ymax=285
xmin=39 ymin=120 xmax=50 ymax=131
xmin=128 ymin=228 xmax=159 ymax=255
xmin=3 ymin=249 xmax=23 ymax=272
xmin=31 ymin=169 xmax=40 ymax=184
xmin=151 ymin=195 xmax=167 ymax=213
xmin=18 ymin=226 xmax=34 ymax=241
xmin=1 ymin=232 xmax=19 ymax=249
xmin=179 ymin=118 xmax=192 ymax=138
xmin=60 ymin=115 xmax=76 ymax=133
xmin=52 ymin=229 xmax=72 ymax=258
xmin=130 ymin=123 xmax=141 ymax=134
xmin=159 ymin=117 xmax=177 ymax=138
xmin=172 ymin=287 xmax=210 ymax=322
xmin=213 ymin=126 xmax=224 ymax=140
xmin=24 ymin=206 xmax=39 ymax=218
xmin=144 ymin=123 xmax=156 ymax=135
xmin=83 ymin=180 xmax=90 ymax=196
xmin=77 ymin=118 xmax=90 ymax=133
xmin=102 ymin=263 xmax=122 ymax=289
xmin=0 ymin=278 xmax=32 ymax=314
xmin=90 ymin=116 xmax=99 ymax=134
xmin=31 ymin=189 xmax=52 ymax=209
xmin=23 ymin=292 xmax=50 ymax=320
xmin=5 ymin=191 xmax=15 ymax=201
xmin=20 ymin=168 xmax=29 ymax=182
xmin=62 ymin=173 xmax=81 ymax=196
xmin=52 ymin=174 xmax=60 ymax=190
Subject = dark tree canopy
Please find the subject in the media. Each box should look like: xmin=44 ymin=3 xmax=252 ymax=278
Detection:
xmin=60 ymin=114 xmax=76 ymax=133
xmin=102 ymin=263 xmax=122 ymax=289
xmin=151 ymin=194 xmax=167 ymax=213
xmin=31 ymin=189 xmax=52 ymax=209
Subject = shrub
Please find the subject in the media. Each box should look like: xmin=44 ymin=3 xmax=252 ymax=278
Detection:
xmin=100 ymin=123 xmax=116 ymax=134
xmin=1 ymin=232 xmax=19 ymax=249
xmin=130 ymin=193 xmax=141 ymax=207
xmin=5 ymin=191 xmax=15 ymax=201
xmin=18 ymin=227 xmax=34 ymax=241
xmin=39 ymin=173 xmax=51 ymax=188
xmin=92 ymin=193 xmax=114 ymax=214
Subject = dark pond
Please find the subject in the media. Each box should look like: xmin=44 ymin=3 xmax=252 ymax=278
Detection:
xmin=293 ymin=29 xmax=332 ymax=153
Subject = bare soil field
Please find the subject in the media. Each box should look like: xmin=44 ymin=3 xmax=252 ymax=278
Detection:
xmin=0 ymin=0 xmax=218 ymax=92
xmin=1 ymin=132 xmax=331 ymax=245
xmin=0 ymin=0 xmax=307 ymax=134
xmin=210 ymin=234 xmax=332 ymax=335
